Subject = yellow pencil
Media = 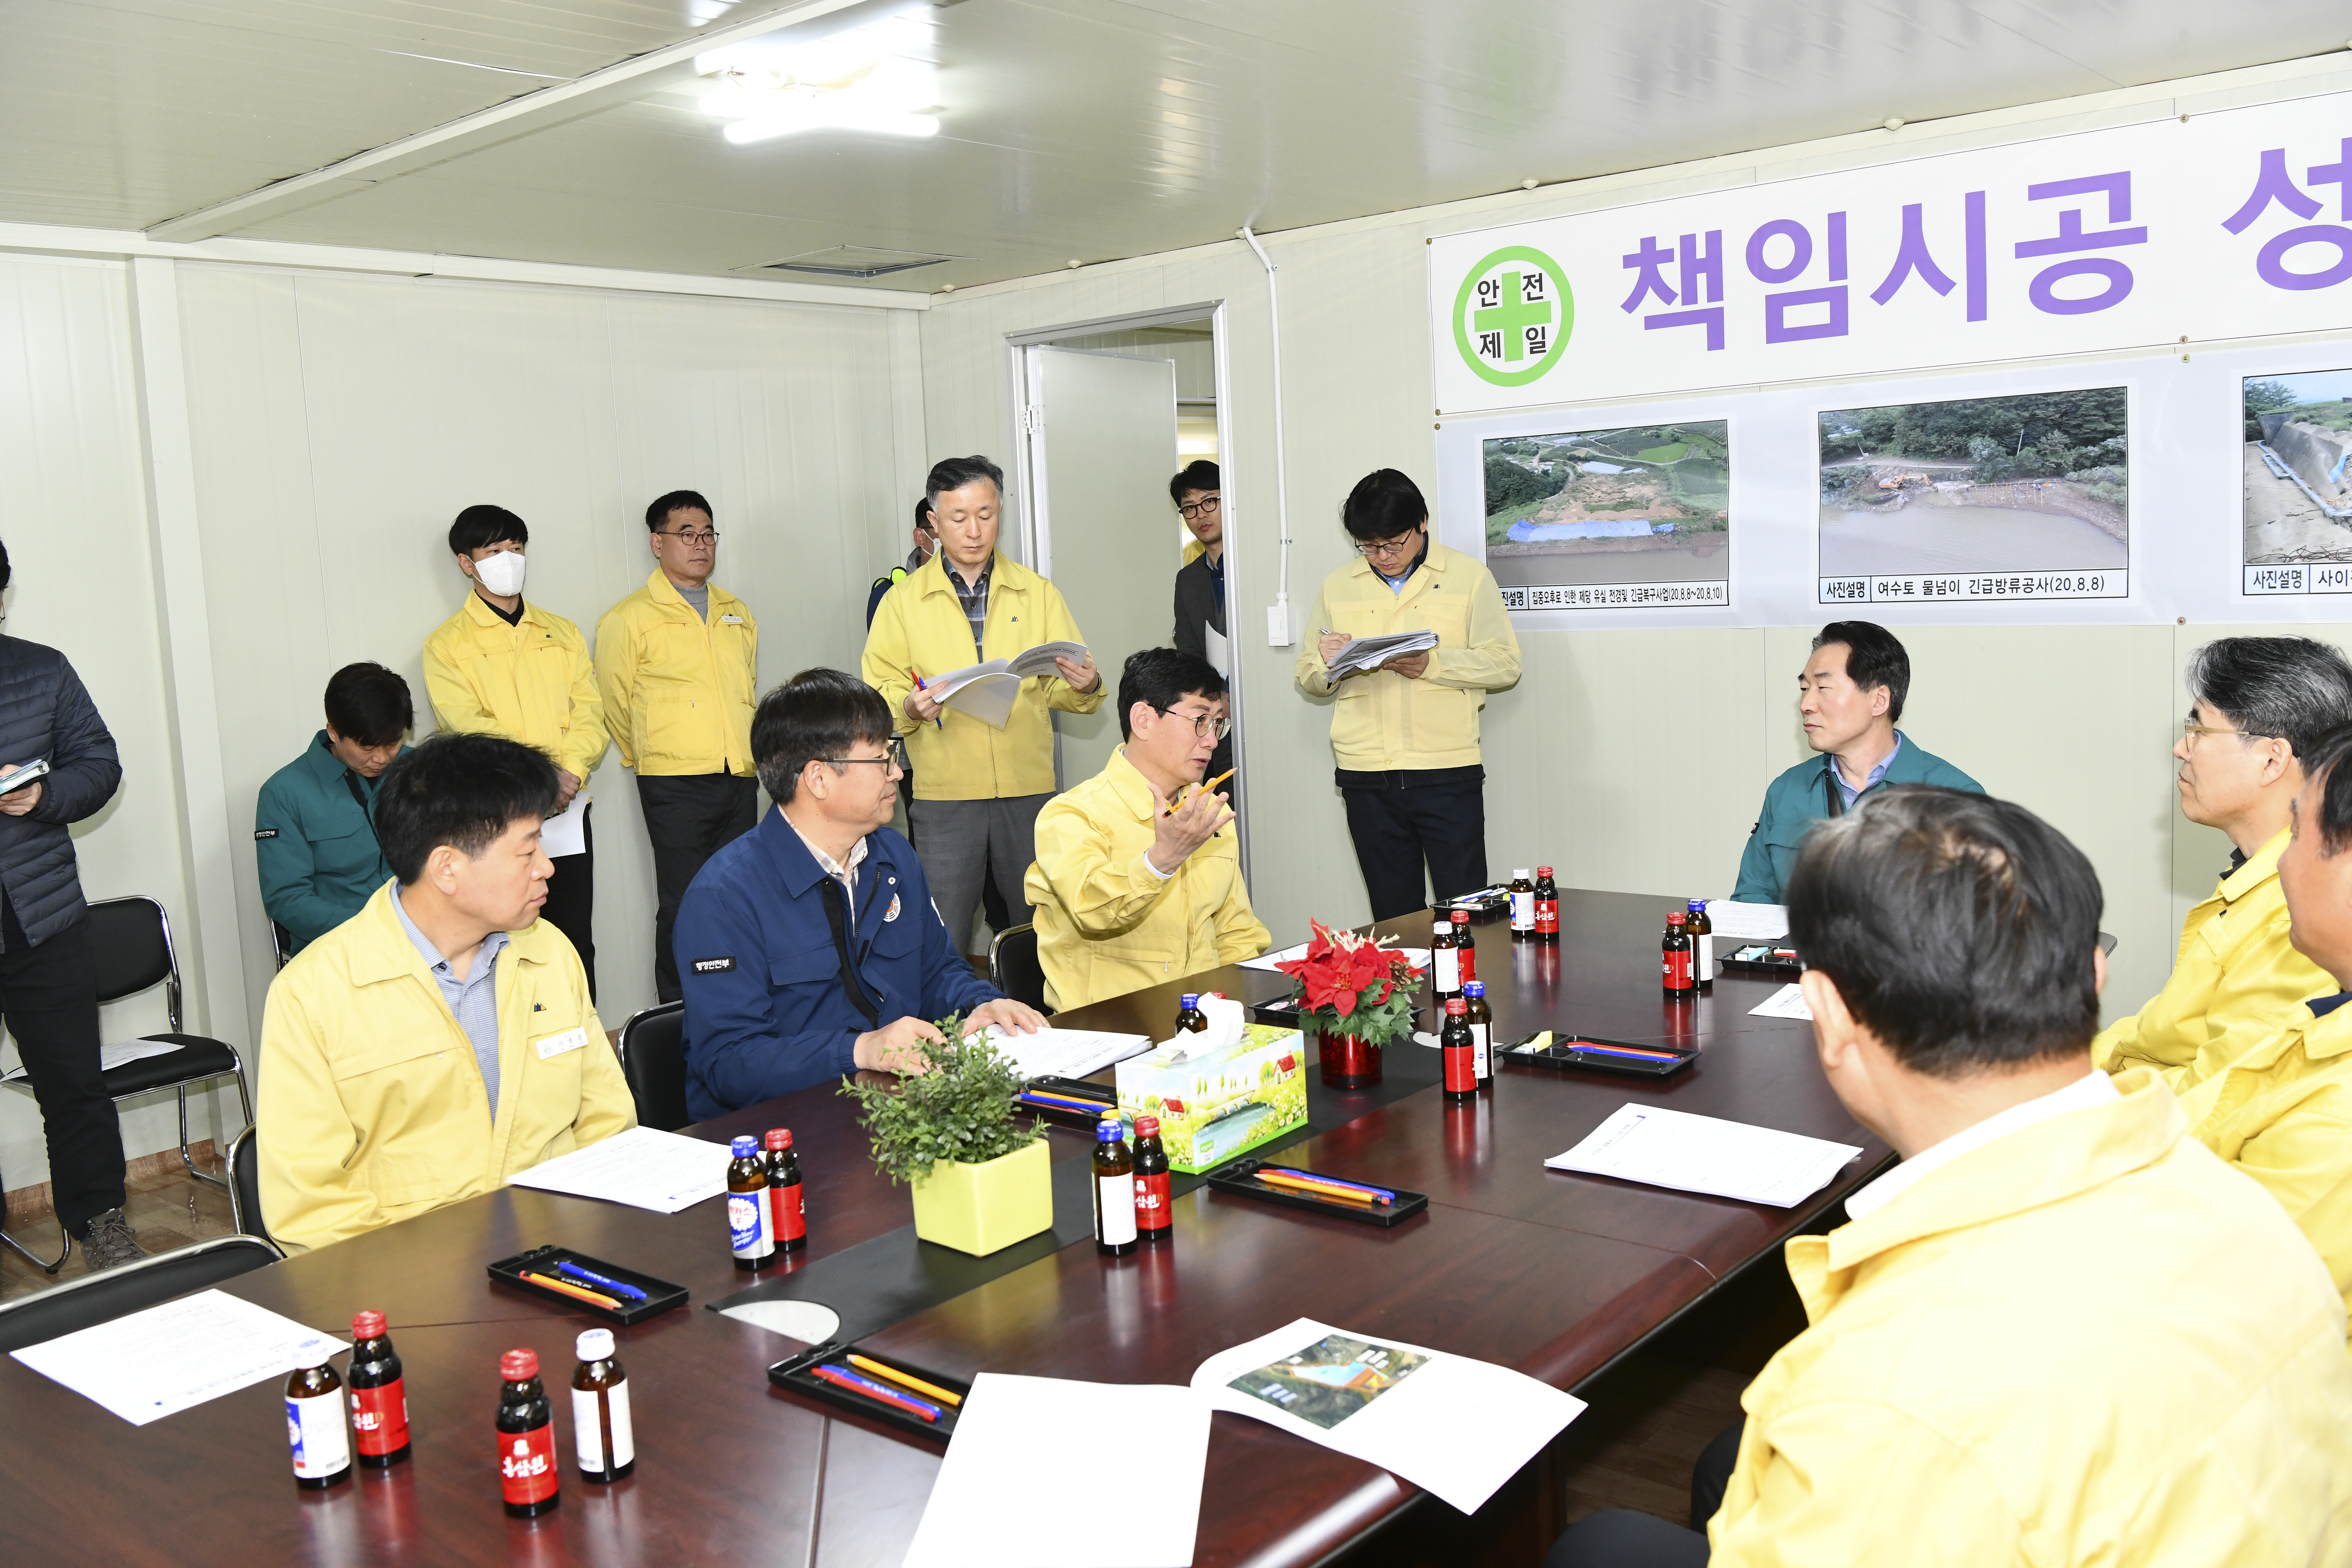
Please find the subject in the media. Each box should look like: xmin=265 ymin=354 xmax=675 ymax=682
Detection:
xmin=1162 ymin=769 xmax=1237 ymax=817
xmin=846 ymin=1353 xmax=965 ymax=1407
xmin=520 ymin=1270 xmax=623 ymax=1310
xmin=1254 ymin=1172 xmax=1381 ymax=1206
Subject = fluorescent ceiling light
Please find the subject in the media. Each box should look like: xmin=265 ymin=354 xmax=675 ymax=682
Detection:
xmin=697 ymin=12 xmax=939 ymax=143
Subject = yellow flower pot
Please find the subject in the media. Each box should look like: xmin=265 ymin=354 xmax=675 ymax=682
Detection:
xmin=909 ymin=1139 xmax=1054 ymax=1257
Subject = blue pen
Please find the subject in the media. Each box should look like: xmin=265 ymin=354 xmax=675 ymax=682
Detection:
xmin=555 ymin=1260 xmax=649 ymax=1302
xmin=820 ymin=1363 xmax=944 ymax=1419
xmin=1263 ymin=1166 xmax=1398 ymax=1203
xmin=1570 ymin=1043 xmax=1685 ymax=1062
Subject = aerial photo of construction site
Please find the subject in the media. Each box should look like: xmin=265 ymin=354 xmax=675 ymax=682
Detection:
xmin=1818 ymin=389 xmax=2129 ymax=577
xmin=2244 ymin=369 xmax=2352 ymax=568
xmin=1481 ymin=421 xmax=1730 ymax=588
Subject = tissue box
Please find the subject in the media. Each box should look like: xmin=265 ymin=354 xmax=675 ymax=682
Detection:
xmin=1115 ymin=1023 xmax=1308 ymax=1174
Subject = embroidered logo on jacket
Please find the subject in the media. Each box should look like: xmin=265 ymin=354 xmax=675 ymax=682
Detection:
xmin=691 ymin=956 xmax=736 ymax=974
xmin=254 ymin=828 xmax=279 ymax=839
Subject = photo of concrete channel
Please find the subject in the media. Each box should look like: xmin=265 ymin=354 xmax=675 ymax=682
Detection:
xmin=2243 ymin=368 xmax=2352 ymax=568
xmin=1817 ymin=389 xmax=2129 ymax=577
xmin=1481 ymin=421 xmax=1730 ymax=597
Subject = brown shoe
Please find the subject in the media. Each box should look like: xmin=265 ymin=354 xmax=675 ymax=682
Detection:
xmin=78 ymin=1208 xmax=146 ymax=1272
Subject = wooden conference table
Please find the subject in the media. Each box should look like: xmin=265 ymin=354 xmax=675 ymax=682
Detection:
xmin=0 ymin=891 xmax=1889 ymax=1567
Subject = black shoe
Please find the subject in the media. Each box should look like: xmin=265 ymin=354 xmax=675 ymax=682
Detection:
xmin=78 ymin=1208 xmax=146 ymax=1272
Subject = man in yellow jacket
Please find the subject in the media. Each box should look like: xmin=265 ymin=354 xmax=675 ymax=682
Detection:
xmin=596 ymin=488 xmax=760 ymax=1001
xmin=2094 ymin=636 xmax=2350 ymax=1084
xmin=1026 ymin=648 xmax=1269 ymax=1010
xmin=1295 ymin=469 xmax=1520 ymax=921
xmin=1550 ymin=787 xmax=2352 ymax=1568
xmin=257 ymin=734 xmax=635 ymax=1254
xmin=863 ymin=455 xmax=1103 ymax=956
xmin=424 ymin=504 xmax=608 ymax=997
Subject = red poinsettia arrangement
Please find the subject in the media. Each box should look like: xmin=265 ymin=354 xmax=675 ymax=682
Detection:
xmin=1274 ymin=920 xmax=1423 ymax=1047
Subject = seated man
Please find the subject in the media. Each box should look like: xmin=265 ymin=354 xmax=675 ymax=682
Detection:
xmin=676 ymin=669 xmax=1042 ymax=1119
xmin=1026 ymin=648 xmax=1270 ymax=1011
xmin=256 ymin=662 xmax=411 ymax=954
xmin=1731 ymin=621 xmax=1979 ymax=904
xmin=257 ymin=733 xmax=634 ymax=1253
xmin=2095 ymin=636 xmax=2349 ymax=1084
xmin=1557 ymin=788 xmax=2352 ymax=1568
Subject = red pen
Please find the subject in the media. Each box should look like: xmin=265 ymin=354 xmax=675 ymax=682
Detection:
xmin=811 ymin=1364 xmax=940 ymax=1421
xmin=910 ymin=669 xmax=945 ymax=729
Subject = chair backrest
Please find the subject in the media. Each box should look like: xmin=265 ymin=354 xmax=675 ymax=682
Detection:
xmin=0 ymin=1235 xmax=279 ymax=1354
xmin=227 ymin=1123 xmax=273 ymax=1247
xmin=269 ymin=921 xmax=293 ymax=971
xmin=83 ymin=896 xmax=178 ymax=1022
xmin=619 ymin=1001 xmax=691 ymax=1132
xmin=988 ymin=923 xmax=1050 ymax=1013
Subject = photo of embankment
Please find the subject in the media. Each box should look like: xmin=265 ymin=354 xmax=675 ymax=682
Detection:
xmin=1817 ymin=389 xmax=2128 ymax=577
xmin=2243 ymin=370 xmax=2352 ymax=567
xmin=1481 ymin=422 xmax=1729 ymax=589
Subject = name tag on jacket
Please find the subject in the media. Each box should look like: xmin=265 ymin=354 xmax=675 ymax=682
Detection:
xmin=534 ymin=1027 xmax=588 ymax=1060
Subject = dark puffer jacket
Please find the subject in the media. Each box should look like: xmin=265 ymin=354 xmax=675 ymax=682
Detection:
xmin=0 ymin=637 xmax=121 ymax=948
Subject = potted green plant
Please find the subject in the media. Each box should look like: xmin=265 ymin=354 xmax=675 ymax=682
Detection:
xmin=839 ymin=1016 xmax=1051 ymax=1256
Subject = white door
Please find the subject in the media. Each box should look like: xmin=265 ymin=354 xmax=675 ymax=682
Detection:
xmin=1024 ymin=346 xmax=1182 ymax=790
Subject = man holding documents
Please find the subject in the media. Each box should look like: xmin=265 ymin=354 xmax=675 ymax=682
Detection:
xmin=1729 ymin=621 xmax=1979 ymax=904
xmin=862 ymin=454 xmax=1103 ymax=955
xmin=676 ymin=669 xmax=1041 ymax=1118
xmin=1295 ymin=469 xmax=1520 ymax=921
xmin=257 ymin=734 xmax=635 ymax=1254
xmin=1026 ymin=648 xmax=1270 ymax=1010
xmin=1551 ymin=787 xmax=2352 ymax=1568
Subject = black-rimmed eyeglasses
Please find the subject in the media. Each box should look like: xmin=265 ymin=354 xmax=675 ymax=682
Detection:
xmin=822 ymin=738 xmax=909 ymax=775
xmin=1152 ymin=706 xmax=1231 ymax=741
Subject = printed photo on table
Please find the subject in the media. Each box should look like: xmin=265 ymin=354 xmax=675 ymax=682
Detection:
xmin=1480 ymin=420 xmax=1730 ymax=611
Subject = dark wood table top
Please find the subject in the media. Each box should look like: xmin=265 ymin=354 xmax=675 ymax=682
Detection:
xmin=0 ymin=890 xmax=1886 ymax=1567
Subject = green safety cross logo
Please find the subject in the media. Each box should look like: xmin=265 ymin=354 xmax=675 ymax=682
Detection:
xmin=1452 ymin=245 xmax=1573 ymax=387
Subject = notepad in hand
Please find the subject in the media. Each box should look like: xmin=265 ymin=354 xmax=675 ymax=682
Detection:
xmin=1324 ymin=629 xmax=1438 ymax=679
xmin=926 ymin=643 xmax=1092 ymax=728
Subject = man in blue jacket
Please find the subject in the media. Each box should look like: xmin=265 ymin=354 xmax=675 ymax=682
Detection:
xmin=1732 ymin=621 xmax=1982 ymax=904
xmin=676 ymin=668 xmax=1044 ymax=1119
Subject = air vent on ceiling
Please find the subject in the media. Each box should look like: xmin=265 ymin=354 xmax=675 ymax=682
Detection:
xmin=755 ymin=246 xmax=962 ymax=280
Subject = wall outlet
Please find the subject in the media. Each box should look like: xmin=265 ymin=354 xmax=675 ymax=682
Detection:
xmin=1265 ymin=600 xmax=1298 ymax=647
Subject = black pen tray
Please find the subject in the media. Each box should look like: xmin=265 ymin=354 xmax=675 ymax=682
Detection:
xmin=1720 ymin=944 xmax=1802 ymax=977
xmin=768 ymin=1339 xmax=969 ymax=1442
xmin=1203 ymin=1157 xmax=1428 ymax=1227
xmin=486 ymin=1244 xmax=688 ymax=1326
xmin=1250 ymin=994 xmax=1305 ymax=1027
xmin=1027 ymin=1075 xmax=1116 ymax=1104
xmin=1502 ymin=1033 xmax=1697 ymax=1078
xmin=1018 ymin=1076 xmax=1121 ymax=1127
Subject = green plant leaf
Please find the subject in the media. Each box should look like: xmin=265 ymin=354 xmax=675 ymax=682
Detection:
xmin=837 ymin=1012 xmax=1046 ymax=1185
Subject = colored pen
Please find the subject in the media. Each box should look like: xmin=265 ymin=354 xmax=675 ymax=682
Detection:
xmin=520 ymin=1270 xmax=622 ymax=1310
xmin=1162 ymin=767 xmax=1237 ymax=817
xmin=910 ymin=669 xmax=945 ymax=729
xmin=555 ymin=1260 xmax=649 ymax=1301
xmin=812 ymin=1364 xmax=941 ymax=1421
xmin=1263 ymin=1166 xmax=1397 ymax=1203
xmin=1569 ymin=1043 xmax=1686 ymax=1062
xmin=846 ymin=1354 xmax=965 ymax=1408
xmin=1019 ymin=1091 xmax=1111 ymax=1113
xmin=1255 ymin=1173 xmax=1385 ymax=1206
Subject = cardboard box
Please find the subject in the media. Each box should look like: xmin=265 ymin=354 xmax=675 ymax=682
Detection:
xmin=1115 ymin=1023 xmax=1308 ymax=1174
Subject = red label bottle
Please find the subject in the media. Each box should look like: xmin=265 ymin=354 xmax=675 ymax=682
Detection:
xmin=1451 ymin=911 xmax=1477 ymax=984
xmin=496 ymin=1349 xmax=561 ymax=1517
xmin=1441 ymin=998 xmax=1477 ymax=1101
xmin=1663 ymin=912 xmax=1696 ymax=999
xmin=1132 ymin=1115 xmax=1172 ymax=1242
xmin=764 ymin=1128 xmax=807 ymax=1251
xmin=1534 ymin=866 xmax=1560 ymax=943
xmin=347 ymin=1309 xmax=411 ymax=1466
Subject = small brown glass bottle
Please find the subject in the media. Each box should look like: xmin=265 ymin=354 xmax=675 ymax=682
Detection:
xmin=1462 ymin=980 xmax=1494 ymax=1088
xmin=346 ymin=1309 xmax=410 ymax=1467
xmin=496 ymin=1348 xmax=560 ymax=1518
xmin=763 ymin=1128 xmax=806 ymax=1252
xmin=571 ymin=1329 xmax=635 ymax=1483
xmin=726 ymin=1135 xmax=773 ymax=1271
xmin=1132 ymin=1114 xmax=1172 ymax=1244
xmin=1685 ymin=899 xmax=1714 ymax=991
xmin=1508 ymin=868 xmax=1536 ymax=940
xmin=1441 ymin=998 xmax=1476 ymax=1102
xmin=1451 ymin=910 xmax=1478 ymax=985
xmin=1174 ymin=993 xmax=1208 ymax=1036
xmin=1431 ymin=919 xmax=1461 ymax=1002
xmin=1663 ymin=911 xmax=1696 ymax=999
xmin=286 ymin=1339 xmax=352 ymax=1489
xmin=1534 ymin=866 xmax=1560 ymax=944
xmin=1093 ymin=1115 xmax=1137 ymax=1256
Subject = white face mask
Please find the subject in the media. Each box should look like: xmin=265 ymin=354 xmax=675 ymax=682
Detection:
xmin=473 ymin=549 xmax=526 ymax=597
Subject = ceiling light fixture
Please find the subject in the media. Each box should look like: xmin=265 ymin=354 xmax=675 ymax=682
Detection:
xmin=697 ymin=11 xmax=940 ymax=144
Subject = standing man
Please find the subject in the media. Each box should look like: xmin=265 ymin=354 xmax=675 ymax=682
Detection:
xmin=424 ymin=504 xmax=607 ymax=999
xmin=596 ymin=489 xmax=759 ymax=1002
xmin=0 ymin=541 xmax=138 ymax=1269
xmin=256 ymin=662 xmax=411 ymax=955
xmin=866 ymin=496 xmax=939 ymax=628
xmin=1169 ymin=460 xmax=1236 ymax=819
xmin=1296 ymin=469 xmax=1521 ymax=922
xmin=862 ymin=455 xmax=1104 ymax=956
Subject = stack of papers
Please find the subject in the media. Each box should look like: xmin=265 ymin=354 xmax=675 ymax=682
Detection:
xmin=1325 ymin=629 xmax=1438 ymax=680
xmin=975 ymin=1024 xmax=1152 ymax=1081
xmin=13 ymin=1291 xmax=340 ymax=1426
xmin=507 ymin=1124 xmax=735 ymax=1212
xmin=926 ymin=643 xmax=1090 ymax=728
xmin=1747 ymin=983 xmax=1813 ymax=1020
xmin=1546 ymin=1104 xmax=1861 ymax=1207
xmin=1703 ymin=899 xmax=1788 ymax=940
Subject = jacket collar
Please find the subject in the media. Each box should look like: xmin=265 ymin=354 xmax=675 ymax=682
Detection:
xmin=345 ymin=879 xmax=554 ymax=987
xmin=1103 ymin=747 xmax=1167 ymax=821
xmin=642 ymin=566 xmax=737 ymax=616
xmin=918 ymin=548 xmax=1033 ymax=601
xmin=1345 ymin=536 xmax=1455 ymax=587
xmin=2220 ymin=825 xmax=2291 ymax=904
xmin=2224 ymin=988 xmax=2352 ymax=1069
xmin=459 ymin=591 xmax=545 ymax=632
xmin=752 ymin=806 xmax=897 ymax=933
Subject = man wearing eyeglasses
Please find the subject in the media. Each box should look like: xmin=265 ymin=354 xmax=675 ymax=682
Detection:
xmin=1026 ymin=648 xmax=1269 ymax=1011
xmin=674 ymin=669 xmax=1041 ymax=1116
xmin=1296 ymin=468 xmax=1521 ymax=922
xmin=1169 ymin=460 xmax=1238 ymax=821
xmin=596 ymin=489 xmax=760 ymax=1002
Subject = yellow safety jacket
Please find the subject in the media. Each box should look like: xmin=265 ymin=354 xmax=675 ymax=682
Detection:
xmin=2175 ymin=996 xmax=2352 ymax=1344
xmin=594 ymin=569 xmax=758 ymax=777
xmin=1023 ymin=747 xmax=1271 ymax=1011
xmin=1293 ymin=541 xmax=1521 ymax=771
xmin=422 ymin=593 xmax=608 ymax=782
xmin=1709 ymin=1070 xmax=2352 ymax=1566
xmin=256 ymin=881 xmax=636 ymax=1253
xmin=861 ymin=550 xmax=1103 ymax=801
xmin=2092 ymin=828 xmax=2330 ymax=1087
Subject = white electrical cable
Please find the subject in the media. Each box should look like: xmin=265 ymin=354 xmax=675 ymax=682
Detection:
xmin=1239 ymin=225 xmax=1293 ymax=636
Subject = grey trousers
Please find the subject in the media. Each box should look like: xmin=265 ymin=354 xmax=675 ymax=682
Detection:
xmin=907 ymin=793 xmax=1049 ymax=957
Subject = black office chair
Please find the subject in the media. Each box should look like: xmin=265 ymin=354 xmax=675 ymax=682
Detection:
xmin=987 ymin=923 xmax=1051 ymax=1013
xmin=0 ymin=1234 xmax=280 ymax=1355
xmin=226 ymin=1123 xmax=274 ymax=1249
xmin=618 ymin=1001 xmax=691 ymax=1132
xmin=268 ymin=921 xmax=293 ymax=971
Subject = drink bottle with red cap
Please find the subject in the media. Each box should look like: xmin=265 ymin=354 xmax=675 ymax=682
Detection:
xmin=346 ymin=1309 xmax=410 ymax=1467
xmin=1132 ymin=1115 xmax=1171 ymax=1244
xmin=496 ymin=1348 xmax=560 ymax=1517
xmin=1442 ymin=998 xmax=1477 ymax=1102
xmin=763 ymin=1128 xmax=806 ymax=1253
xmin=1534 ymin=867 xmax=1560 ymax=944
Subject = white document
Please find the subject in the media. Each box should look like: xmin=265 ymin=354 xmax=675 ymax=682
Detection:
xmin=506 ymin=1124 xmax=733 ymax=1213
xmin=539 ymin=795 xmax=588 ymax=858
xmin=12 ymin=1291 xmax=340 ymax=1427
xmin=904 ymin=1373 xmax=1208 ymax=1568
xmin=975 ymin=1024 xmax=1152 ymax=1081
xmin=0 ymin=1037 xmax=182 ymax=1083
xmin=1241 ymin=942 xmax=1431 ymax=974
xmin=1546 ymin=1104 xmax=1862 ymax=1208
xmin=1203 ymin=621 xmax=1231 ymax=677
xmin=927 ymin=642 xmax=1093 ymax=729
xmin=1324 ymin=629 xmax=1438 ymax=680
xmin=1704 ymin=900 xmax=1789 ymax=940
xmin=1748 ymin=983 xmax=1813 ymax=1021
xmin=936 ymin=671 xmax=1021 ymax=727
xmin=1192 ymin=1317 xmax=1584 ymax=1515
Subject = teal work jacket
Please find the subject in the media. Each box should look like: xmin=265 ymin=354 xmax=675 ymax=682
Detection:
xmin=1731 ymin=731 xmax=1982 ymax=904
xmin=254 ymin=732 xmax=406 ymax=952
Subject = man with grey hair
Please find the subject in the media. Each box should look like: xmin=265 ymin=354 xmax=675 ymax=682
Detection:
xmin=2096 ymin=635 xmax=2352 ymax=1085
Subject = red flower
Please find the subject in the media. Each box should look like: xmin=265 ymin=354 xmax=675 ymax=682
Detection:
xmin=1275 ymin=921 xmax=1418 ymax=1022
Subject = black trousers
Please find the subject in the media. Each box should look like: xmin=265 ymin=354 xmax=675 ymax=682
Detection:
xmin=1336 ymin=766 xmax=1486 ymax=922
xmin=1542 ymin=1415 xmax=1742 ymax=1568
xmin=537 ymin=802 xmax=596 ymax=1005
xmin=2 ymin=910 xmax=124 ymax=1236
xmin=637 ymin=774 xmax=759 ymax=1003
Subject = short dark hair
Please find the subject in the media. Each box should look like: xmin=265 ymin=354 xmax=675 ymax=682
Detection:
xmin=1787 ymin=787 xmax=2103 ymax=1076
xmin=1341 ymin=469 xmax=1429 ymax=542
xmin=2186 ymin=636 xmax=2352 ymax=761
xmin=1812 ymin=621 xmax=1911 ymax=724
xmin=645 ymin=490 xmax=713 ymax=532
xmin=926 ymin=455 xmax=1005 ymax=510
xmin=1170 ymin=460 xmax=1220 ymax=507
xmin=914 ymin=496 xmax=937 ymax=534
xmin=0 ymin=538 xmax=14 ymax=594
xmin=2294 ymin=723 xmax=2352 ymax=856
xmin=323 ymin=663 xmax=414 ymax=748
xmin=753 ymin=669 xmax=893 ymax=804
xmin=448 ymin=504 xmax=528 ymax=556
xmin=373 ymin=733 xmax=561 ymax=885
xmin=1117 ymin=648 xmax=1227 ymax=742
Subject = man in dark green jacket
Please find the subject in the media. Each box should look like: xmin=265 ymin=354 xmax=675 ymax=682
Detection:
xmin=255 ymin=664 xmax=412 ymax=953
xmin=1732 ymin=622 xmax=1981 ymax=903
